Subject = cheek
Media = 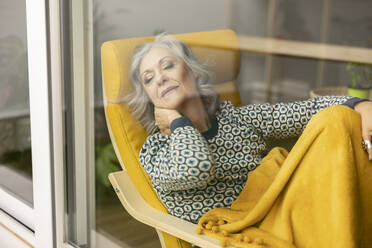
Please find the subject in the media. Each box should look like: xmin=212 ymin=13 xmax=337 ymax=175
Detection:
xmin=183 ymin=74 xmax=199 ymax=94
xmin=181 ymin=67 xmax=192 ymax=82
xmin=143 ymin=86 xmax=157 ymax=104
xmin=178 ymin=69 xmax=196 ymax=89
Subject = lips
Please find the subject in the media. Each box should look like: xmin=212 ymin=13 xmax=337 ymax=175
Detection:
xmin=161 ymin=85 xmax=179 ymax=97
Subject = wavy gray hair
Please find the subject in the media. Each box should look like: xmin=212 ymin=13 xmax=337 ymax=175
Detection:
xmin=125 ymin=33 xmax=220 ymax=134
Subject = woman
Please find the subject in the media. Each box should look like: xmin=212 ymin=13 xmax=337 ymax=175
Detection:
xmin=126 ymin=33 xmax=372 ymax=225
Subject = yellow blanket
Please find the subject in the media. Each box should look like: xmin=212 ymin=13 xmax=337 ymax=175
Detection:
xmin=196 ymin=106 xmax=372 ymax=248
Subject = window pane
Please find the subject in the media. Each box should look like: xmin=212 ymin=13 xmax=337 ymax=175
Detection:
xmin=93 ymin=0 xmax=228 ymax=247
xmin=93 ymin=0 xmax=372 ymax=246
xmin=329 ymin=0 xmax=372 ymax=48
xmin=0 ymin=1 xmax=32 ymax=205
xmin=65 ymin=0 xmax=372 ymax=247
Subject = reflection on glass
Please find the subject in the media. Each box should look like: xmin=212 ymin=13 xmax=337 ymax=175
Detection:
xmin=0 ymin=1 xmax=32 ymax=205
xmin=92 ymin=0 xmax=229 ymax=246
xmin=65 ymin=0 xmax=372 ymax=247
xmin=329 ymin=1 xmax=372 ymax=48
xmin=273 ymin=0 xmax=323 ymax=42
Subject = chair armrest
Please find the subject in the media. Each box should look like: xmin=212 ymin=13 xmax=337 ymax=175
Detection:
xmin=108 ymin=171 xmax=226 ymax=248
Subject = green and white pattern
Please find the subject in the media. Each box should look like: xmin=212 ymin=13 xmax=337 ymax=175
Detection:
xmin=140 ymin=96 xmax=352 ymax=223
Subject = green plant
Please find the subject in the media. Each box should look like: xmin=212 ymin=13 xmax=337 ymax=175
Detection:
xmin=346 ymin=62 xmax=372 ymax=89
xmin=95 ymin=143 xmax=121 ymax=188
xmin=95 ymin=143 xmax=122 ymax=204
xmin=0 ymin=148 xmax=32 ymax=178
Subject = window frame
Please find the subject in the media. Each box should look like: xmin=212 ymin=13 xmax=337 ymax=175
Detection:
xmin=0 ymin=0 xmax=69 ymax=247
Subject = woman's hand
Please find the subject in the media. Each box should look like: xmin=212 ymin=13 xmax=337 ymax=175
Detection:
xmin=154 ymin=107 xmax=182 ymax=135
xmin=355 ymin=101 xmax=372 ymax=160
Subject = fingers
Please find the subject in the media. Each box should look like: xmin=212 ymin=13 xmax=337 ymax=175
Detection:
xmin=366 ymin=138 xmax=372 ymax=161
xmin=160 ymin=128 xmax=171 ymax=136
xmin=363 ymin=132 xmax=372 ymax=160
xmin=155 ymin=121 xmax=168 ymax=132
xmin=357 ymin=101 xmax=372 ymax=160
xmin=154 ymin=107 xmax=181 ymax=136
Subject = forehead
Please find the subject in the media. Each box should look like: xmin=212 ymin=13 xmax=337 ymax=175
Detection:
xmin=139 ymin=47 xmax=178 ymax=73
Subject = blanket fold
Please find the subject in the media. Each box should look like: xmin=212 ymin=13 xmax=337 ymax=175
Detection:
xmin=196 ymin=106 xmax=372 ymax=248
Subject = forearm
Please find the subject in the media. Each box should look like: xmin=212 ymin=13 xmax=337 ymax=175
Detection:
xmin=139 ymin=117 xmax=215 ymax=191
xmin=235 ymin=96 xmax=352 ymax=140
xmin=354 ymin=100 xmax=372 ymax=113
xmin=342 ymin=97 xmax=370 ymax=110
xmin=166 ymin=119 xmax=215 ymax=190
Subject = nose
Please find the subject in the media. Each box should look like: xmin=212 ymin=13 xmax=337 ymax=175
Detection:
xmin=156 ymin=72 xmax=168 ymax=86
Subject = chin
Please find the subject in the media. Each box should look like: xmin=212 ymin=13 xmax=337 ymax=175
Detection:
xmin=158 ymin=95 xmax=185 ymax=110
xmin=162 ymin=101 xmax=183 ymax=110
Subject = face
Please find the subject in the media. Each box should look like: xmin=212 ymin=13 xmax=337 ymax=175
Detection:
xmin=139 ymin=47 xmax=200 ymax=110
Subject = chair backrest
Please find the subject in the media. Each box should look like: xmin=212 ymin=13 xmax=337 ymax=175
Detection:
xmin=101 ymin=29 xmax=241 ymax=247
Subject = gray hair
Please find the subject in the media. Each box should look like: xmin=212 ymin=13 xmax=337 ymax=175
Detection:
xmin=125 ymin=33 xmax=220 ymax=134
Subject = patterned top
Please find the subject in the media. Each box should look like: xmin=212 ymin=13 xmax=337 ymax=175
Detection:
xmin=139 ymin=96 xmax=357 ymax=224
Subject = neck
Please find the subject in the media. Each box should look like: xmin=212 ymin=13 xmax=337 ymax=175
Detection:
xmin=179 ymin=97 xmax=210 ymax=132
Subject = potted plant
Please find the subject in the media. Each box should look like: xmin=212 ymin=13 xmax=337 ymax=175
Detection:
xmin=346 ymin=62 xmax=372 ymax=99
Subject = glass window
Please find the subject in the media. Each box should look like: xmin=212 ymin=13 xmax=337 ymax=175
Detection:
xmin=0 ymin=1 xmax=32 ymax=206
xmin=65 ymin=0 xmax=372 ymax=247
xmin=93 ymin=1 xmax=228 ymax=247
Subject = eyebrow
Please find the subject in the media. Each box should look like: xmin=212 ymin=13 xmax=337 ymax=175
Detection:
xmin=140 ymin=56 xmax=177 ymax=78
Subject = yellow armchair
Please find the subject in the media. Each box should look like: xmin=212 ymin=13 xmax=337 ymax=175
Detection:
xmin=102 ymin=30 xmax=241 ymax=248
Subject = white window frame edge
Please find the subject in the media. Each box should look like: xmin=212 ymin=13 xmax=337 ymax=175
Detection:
xmin=69 ymin=0 xmax=95 ymax=245
xmin=71 ymin=0 xmax=88 ymax=241
xmin=0 ymin=0 xmax=44 ymax=238
xmin=48 ymin=0 xmax=69 ymax=247
xmin=26 ymin=0 xmax=55 ymax=247
xmin=0 ymin=0 xmax=58 ymax=247
xmin=49 ymin=0 xmax=90 ymax=247
xmin=85 ymin=0 xmax=96 ymax=246
xmin=0 ymin=209 xmax=34 ymax=247
xmin=46 ymin=0 xmax=86 ymax=247
xmin=0 ymin=188 xmax=34 ymax=231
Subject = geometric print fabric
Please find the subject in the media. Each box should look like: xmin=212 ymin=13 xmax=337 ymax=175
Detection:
xmin=139 ymin=96 xmax=350 ymax=223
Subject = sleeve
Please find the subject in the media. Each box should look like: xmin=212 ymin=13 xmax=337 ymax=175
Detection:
xmin=139 ymin=117 xmax=215 ymax=192
xmin=235 ymin=95 xmax=351 ymax=140
xmin=342 ymin=97 xmax=371 ymax=109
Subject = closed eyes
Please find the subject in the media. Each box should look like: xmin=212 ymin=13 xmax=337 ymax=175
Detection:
xmin=143 ymin=73 xmax=154 ymax=84
xmin=141 ymin=56 xmax=177 ymax=85
xmin=162 ymin=61 xmax=174 ymax=70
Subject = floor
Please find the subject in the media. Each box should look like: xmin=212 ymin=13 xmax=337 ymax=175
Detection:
xmin=96 ymin=202 xmax=161 ymax=248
